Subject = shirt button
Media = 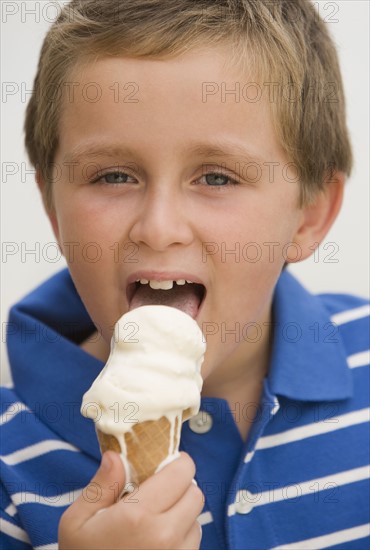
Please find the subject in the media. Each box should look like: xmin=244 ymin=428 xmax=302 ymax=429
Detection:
xmin=234 ymin=490 xmax=255 ymax=515
xmin=189 ymin=411 xmax=213 ymax=434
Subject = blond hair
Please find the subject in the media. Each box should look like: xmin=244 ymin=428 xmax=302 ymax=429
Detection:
xmin=25 ymin=0 xmax=352 ymax=208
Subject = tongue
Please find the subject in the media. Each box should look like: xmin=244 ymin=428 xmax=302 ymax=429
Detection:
xmin=129 ymin=284 xmax=201 ymax=318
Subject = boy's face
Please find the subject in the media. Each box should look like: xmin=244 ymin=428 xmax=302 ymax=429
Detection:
xmin=50 ymin=47 xmax=305 ymax=382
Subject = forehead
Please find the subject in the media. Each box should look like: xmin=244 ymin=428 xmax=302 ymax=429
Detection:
xmin=58 ymin=48 xmax=285 ymax=166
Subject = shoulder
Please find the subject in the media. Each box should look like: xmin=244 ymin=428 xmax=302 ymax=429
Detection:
xmin=318 ymin=292 xmax=370 ymax=358
xmin=317 ymin=291 xmax=369 ymax=319
xmin=0 ymin=386 xmax=30 ymax=432
xmin=0 ymin=386 xmax=37 ymax=459
xmin=0 ymin=387 xmax=33 ymax=545
xmin=0 ymin=385 xmax=97 ymax=548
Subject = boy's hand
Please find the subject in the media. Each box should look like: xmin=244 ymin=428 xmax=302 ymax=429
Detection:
xmin=58 ymin=451 xmax=204 ymax=549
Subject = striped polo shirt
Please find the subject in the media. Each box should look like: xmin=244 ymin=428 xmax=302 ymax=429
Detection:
xmin=1 ymin=269 xmax=369 ymax=549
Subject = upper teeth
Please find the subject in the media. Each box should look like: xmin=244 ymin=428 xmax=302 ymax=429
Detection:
xmin=136 ymin=279 xmax=193 ymax=290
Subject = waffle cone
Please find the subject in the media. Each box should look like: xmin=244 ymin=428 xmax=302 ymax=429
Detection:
xmin=96 ymin=410 xmax=190 ymax=485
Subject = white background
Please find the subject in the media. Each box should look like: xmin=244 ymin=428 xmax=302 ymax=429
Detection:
xmin=1 ymin=1 xmax=369 ymax=384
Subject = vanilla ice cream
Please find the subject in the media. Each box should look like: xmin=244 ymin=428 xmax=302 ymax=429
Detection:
xmin=81 ymin=305 xmax=206 ymax=483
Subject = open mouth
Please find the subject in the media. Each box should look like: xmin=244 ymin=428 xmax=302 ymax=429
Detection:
xmin=127 ymin=279 xmax=206 ymax=319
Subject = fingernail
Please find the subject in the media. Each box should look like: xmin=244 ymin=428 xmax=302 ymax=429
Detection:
xmin=101 ymin=452 xmax=112 ymax=472
xmin=192 ymin=478 xmax=198 ymax=486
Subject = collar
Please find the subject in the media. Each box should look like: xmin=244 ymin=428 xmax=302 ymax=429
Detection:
xmin=268 ymin=269 xmax=352 ymax=401
xmin=7 ymin=269 xmax=103 ymax=460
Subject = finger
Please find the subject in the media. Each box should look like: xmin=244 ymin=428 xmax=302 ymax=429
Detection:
xmin=179 ymin=521 xmax=203 ymax=550
xmin=137 ymin=452 xmax=196 ymax=512
xmin=63 ymin=451 xmax=126 ymax=528
xmin=165 ymin=481 xmax=205 ymax=539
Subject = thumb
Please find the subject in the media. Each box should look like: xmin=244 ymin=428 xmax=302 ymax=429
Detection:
xmin=70 ymin=451 xmax=126 ymax=527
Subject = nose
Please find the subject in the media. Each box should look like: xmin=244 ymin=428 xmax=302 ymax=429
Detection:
xmin=128 ymin=187 xmax=194 ymax=251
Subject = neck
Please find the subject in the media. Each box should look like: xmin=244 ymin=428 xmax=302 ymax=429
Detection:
xmin=201 ymin=309 xmax=272 ymax=441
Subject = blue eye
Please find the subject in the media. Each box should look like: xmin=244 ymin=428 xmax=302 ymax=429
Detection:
xmin=101 ymin=172 xmax=129 ymax=184
xmin=200 ymin=172 xmax=239 ymax=187
xmin=205 ymin=173 xmax=231 ymax=186
xmin=91 ymin=171 xmax=136 ymax=185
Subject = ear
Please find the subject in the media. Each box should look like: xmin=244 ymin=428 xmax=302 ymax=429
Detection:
xmin=291 ymin=171 xmax=345 ymax=263
xmin=36 ymin=169 xmax=61 ymax=244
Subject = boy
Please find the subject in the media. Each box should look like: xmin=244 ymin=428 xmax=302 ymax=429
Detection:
xmin=1 ymin=0 xmax=369 ymax=548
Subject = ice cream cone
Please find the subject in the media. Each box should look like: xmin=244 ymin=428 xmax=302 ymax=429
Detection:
xmin=81 ymin=306 xmax=206 ymax=486
xmin=96 ymin=408 xmax=192 ymax=485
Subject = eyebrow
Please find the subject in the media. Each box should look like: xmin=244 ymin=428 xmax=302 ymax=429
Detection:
xmin=186 ymin=142 xmax=269 ymax=167
xmin=63 ymin=145 xmax=137 ymax=165
xmin=63 ymin=140 xmax=269 ymax=167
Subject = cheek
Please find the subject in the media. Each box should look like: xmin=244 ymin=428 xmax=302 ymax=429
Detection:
xmin=204 ymin=194 xmax=301 ymax=324
xmin=54 ymin=194 xmax=122 ymax=257
xmin=204 ymin=200 xmax=293 ymax=272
